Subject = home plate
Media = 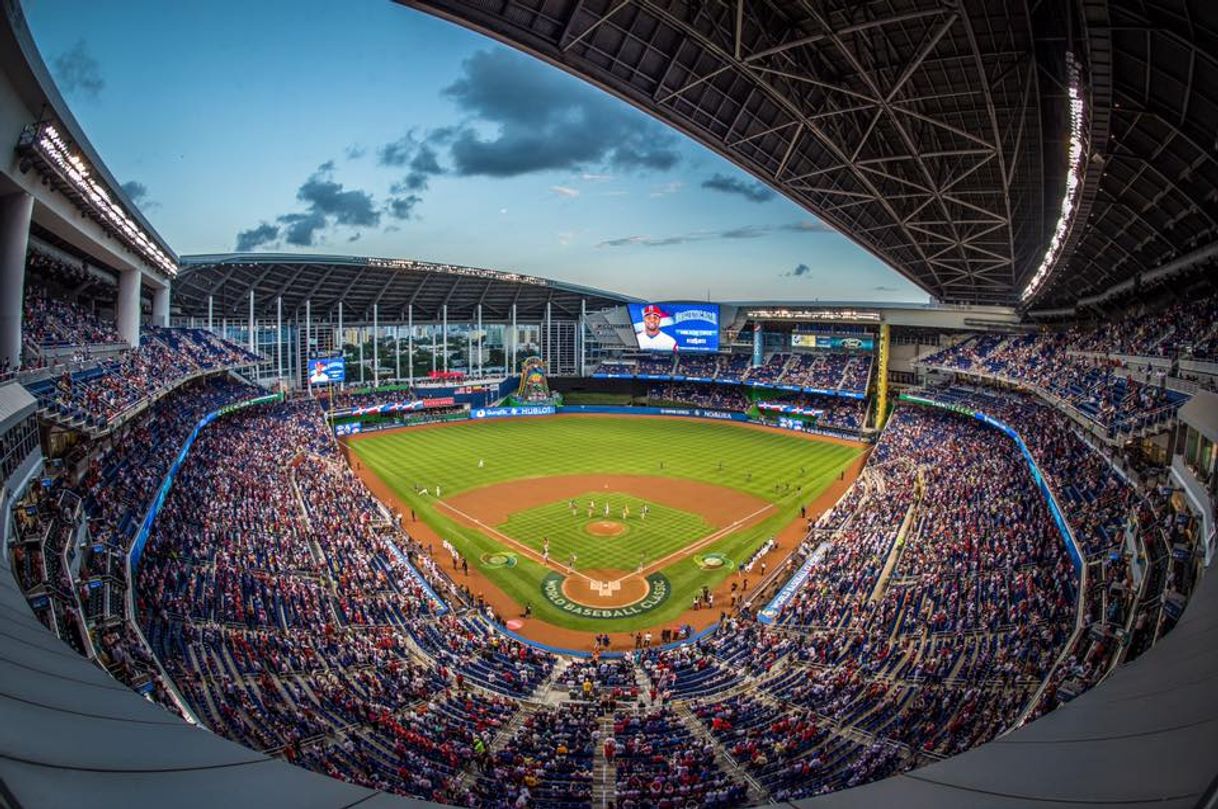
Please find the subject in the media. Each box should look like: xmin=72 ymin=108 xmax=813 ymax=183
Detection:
xmin=506 ymin=619 xmax=524 ymax=631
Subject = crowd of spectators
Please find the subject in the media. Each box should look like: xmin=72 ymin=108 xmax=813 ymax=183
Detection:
xmin=595 ymin=350 xmax=873 ymax=395
xmin=646 ymin=383 xmax=749 ymax=411
xmin=22 ymin=286 xmax=122 ymax=350
xmin=920 ymin=331 xmax=1189 ymax=434
xmin=757 ymin=393 xmax=867 ymax=431
xmin=612 ymin=707 xmax=748 ymax=808
xmin=25 ymin=326 xmax=261 ymax=429
xmin=1066 ymin=292 xmax=1218 ymax=360
xmin=13 ymin=363 xmax=1192 ymax=805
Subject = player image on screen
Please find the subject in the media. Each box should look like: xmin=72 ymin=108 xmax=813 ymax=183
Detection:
xmin=309 ymin=357 xmax=345 ymax=385
xmin=635 ymin=304 xmax=678 ymax=351
xmin=628 ymin=302 xmax=720 ymax=352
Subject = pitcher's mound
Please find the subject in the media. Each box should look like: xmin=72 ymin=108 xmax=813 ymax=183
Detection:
xmin=586 ymin=520 xmax=627 ymax=537
xmin=561 ymin=568 xmax=649 ymax=607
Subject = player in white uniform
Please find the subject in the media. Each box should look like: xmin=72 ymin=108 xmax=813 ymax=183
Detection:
xmin=635 ymin=304 xmax=678 ymax=351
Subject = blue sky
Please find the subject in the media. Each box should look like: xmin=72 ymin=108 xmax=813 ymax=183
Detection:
xmin=25 ymin=0 xmax=926 ymax=303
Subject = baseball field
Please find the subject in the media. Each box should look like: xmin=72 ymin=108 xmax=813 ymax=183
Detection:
xmin=346 ymin=415 xmax=863 ymax=637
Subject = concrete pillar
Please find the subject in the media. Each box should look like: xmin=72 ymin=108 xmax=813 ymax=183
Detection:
xmin=0 ymin=192 xmax=33 ymax=369
xmin=305 ymin=299 xmax=311 ymax=358
xmin=117 ymin=268 xmax=141 ymax=348
xmin=373 ymin=303 xmax=379 ymax=387
xmin=407 ymin=305 xmax=414 ymax=385
xmin=248 ymin=289 xmax=255 ymax=352
xmin=152 ymin=284 xmax=170 ymax=327
xmin=207 ymin=295 xmax=214 ymax=332
xmin=442 ymin=304 xmax=449 ymax=373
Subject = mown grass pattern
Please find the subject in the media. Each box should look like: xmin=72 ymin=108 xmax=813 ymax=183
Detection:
xmin=349 ymin=416 xmax=862 ymax=632
xmin=497 ymin=493 xmax=711 ymax=572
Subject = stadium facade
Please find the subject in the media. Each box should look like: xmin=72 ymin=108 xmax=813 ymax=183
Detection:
xmin=0 ymin=2 xmax=1215 ymax=808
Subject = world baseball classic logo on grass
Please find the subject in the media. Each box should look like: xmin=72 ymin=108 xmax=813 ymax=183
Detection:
xmin=540 ymin=572 xmax=671 ymax=619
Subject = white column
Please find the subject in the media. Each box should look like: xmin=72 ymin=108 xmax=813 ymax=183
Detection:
xmin=580 ymin=298 xmax=587 ymax=376
xmin=337 ymin=300 xmax=343 ymax=355
xmin=431 ymin=321 xmax=437 ymax=374
xmin=117 ymin=268 xmax=141 ymax=348
xmin=466 ymin=324 xmax=472 ymax=377
xmin=305 ymin=299 xmax=312 ymax=358
xmin=372 ymin=303 xmax=380 ymax=387
xmin=476 ymin=304 xmax=483 ymax=377
xmin=207 ymin=295 xmax=214 ymax=332
xmin=248 ymin=289 xmax=255 ymax=352
xmin=294 ymin=314 xmax=302 ymax=391
xmin=407 ymin=305 xmax=414 ymax=385
xmin=395 ymin=320 xmax=401 ymax=381
xmin=359 ymin=325 xmax=365 ymax=384
xmin=0 ymin=194 xmax=32 ymax=369
xmin=152 ymin=284 xmax=170 ymax=327
xmin=276 ymin=296 xmax=283 ymax=379
xmin=442 ymin=304 xmax=449 ymax=373
xmin=545 ymin=301 xmax=552 ymax=369
xmin=510 ymin=303 xmax=517 ymax=375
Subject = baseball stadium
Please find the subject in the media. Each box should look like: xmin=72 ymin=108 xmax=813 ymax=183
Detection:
xmin=0 ymin=2 xmax=1216 ymax=809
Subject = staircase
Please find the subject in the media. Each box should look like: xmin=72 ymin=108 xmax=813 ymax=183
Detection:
xmin=591 ymin=715 xmax=617 ymax=809
xmin=672 ymin=701 xmax=768 ymax=804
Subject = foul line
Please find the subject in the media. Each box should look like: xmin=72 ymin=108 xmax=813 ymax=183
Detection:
xmin=612 ymin=501 xmax=776 ymax=585
xmin=436 ymin=495 xmax=778 ymax=590
xmin=433 ymin=500 xmax=596 ymax=584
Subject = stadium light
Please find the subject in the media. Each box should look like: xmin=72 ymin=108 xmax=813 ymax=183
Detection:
xmin=748 ymin=307 xmax=882 ymax=322
xmin=366 ymin=256 xmax=547 ymax=286
xmin=17 ymin=121 xmax=178 ymax=278
xmin=1020 ymin=52 xmax=1087 ymax=303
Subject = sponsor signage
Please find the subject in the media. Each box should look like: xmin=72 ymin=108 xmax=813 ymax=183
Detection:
xmin=791 ymin=334 xmax=875 ymax=350
xmin=758 ymin=402 xmax=826 ymax=418
xmin=470 ymin=405 xmax=556 ymax=419
xmin=758 ymin=549 xmax=822 ymax=624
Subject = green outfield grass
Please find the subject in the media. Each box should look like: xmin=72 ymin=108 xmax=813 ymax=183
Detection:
xmin=498 ymin=493 xmax=711 ymax=572
xmin=348 ymin=415 xmax=862 ymax=632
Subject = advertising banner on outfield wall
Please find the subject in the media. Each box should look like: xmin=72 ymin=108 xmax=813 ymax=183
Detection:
xmin=470 ymin=405 xmax=557 ymax=419
xmin=560 ymin=405 xmax=748 ymax=421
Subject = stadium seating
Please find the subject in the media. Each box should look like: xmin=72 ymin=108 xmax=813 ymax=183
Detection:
xmin=14 ymin=366 xmax=1190 ymax=806
xmin=920 ymin=331 xmax=1190 ymax=435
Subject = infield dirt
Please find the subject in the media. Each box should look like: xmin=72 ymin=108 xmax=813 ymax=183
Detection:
xmin=344 ymin=415 xmax=868 ymax=652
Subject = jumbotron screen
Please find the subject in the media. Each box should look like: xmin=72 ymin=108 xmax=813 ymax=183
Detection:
xmin=308 ymin=356 xmax=346 ymax=385
xmin=627 ymin=302 xmax=720 ymax=352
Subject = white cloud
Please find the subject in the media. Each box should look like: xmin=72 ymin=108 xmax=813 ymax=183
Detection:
xmin=649 ymin=181 xmax=683 ymax=198
xmin=550 ymin=185 xmax=580 ymax=198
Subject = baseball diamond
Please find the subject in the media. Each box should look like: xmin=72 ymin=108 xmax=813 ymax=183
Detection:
xmin=346 ymin=414 xmax=864 ymax=635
